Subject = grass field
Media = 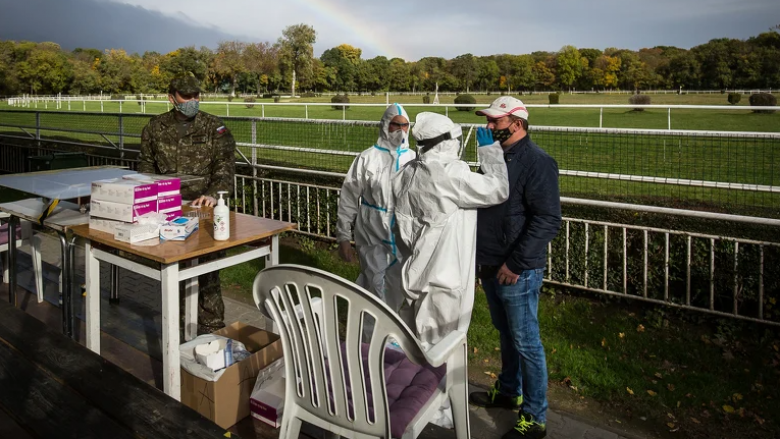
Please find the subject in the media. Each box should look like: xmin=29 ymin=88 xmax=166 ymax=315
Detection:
xmin=3 ymin=92 xmax=780 ymax=132
xmin=2 ymin=93 xmax=780 ymax=217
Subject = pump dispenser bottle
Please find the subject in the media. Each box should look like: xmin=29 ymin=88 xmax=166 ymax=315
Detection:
xmin=213 ymin=191 xmax=230 ymax=241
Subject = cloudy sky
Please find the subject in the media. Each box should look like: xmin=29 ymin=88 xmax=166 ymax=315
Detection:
xmin=0 ymin=0 xmax=777 ymax=60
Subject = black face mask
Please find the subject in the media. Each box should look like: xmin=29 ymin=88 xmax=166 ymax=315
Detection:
xmin=491 ymin=126 xmax=513 ymax=144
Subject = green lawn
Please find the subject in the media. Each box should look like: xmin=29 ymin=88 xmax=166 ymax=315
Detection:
xmin=223 ymin=236 xmax=780 ymax=439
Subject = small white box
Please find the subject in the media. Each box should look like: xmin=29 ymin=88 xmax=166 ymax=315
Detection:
xmin=91 ymin=178 xmax=158 ymax=204
xmin=114 ymin=223 xmax=160 ymax=243
xmin=89 ymin=217 xmax=126 ymax=234
xmin=250 ymin=358 xmax=285 ymax=428
xmin=159 ymin=216 xmax=199 ymax=241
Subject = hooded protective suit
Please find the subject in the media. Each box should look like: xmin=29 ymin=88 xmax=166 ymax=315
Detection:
xmin=337 ymin=104 xmax=416 ymax=312
xmin=393 ymin=112 xmax=509 ymax=346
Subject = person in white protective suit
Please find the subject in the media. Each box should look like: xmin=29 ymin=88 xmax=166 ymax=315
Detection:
xmin=393 ymin=112 xmax=509 ymax=346
xmin=336 ymin=104 xmax=416 ymax=313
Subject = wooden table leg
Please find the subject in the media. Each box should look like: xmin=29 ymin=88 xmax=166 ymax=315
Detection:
xmin=161 ymin=262 xmax=181 ymax=400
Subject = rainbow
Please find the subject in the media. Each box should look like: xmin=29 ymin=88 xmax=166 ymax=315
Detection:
xmin=293 ymin=0 xmax=405 ymax=60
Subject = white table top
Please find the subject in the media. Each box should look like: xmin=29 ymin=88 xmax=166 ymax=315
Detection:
xmin=0 ymin=198 xmax=86 ymax=232
xmin=0 ymin=167 xmax=137 ymax=200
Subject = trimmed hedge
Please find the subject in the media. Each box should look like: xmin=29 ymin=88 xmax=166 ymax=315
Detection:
xmin=244 ymin=97 xmax=256 ymax=108
xmin=548 ymin=93 xmax=560 ymax=105
xmin=454 ymin=94 xmax=476 ymax=111
xmin=727 ymin=93 xmax=742 ymax=105
xmin=629 ymin=94 xmax=651 ymax=111
xmin=331 ymin=94 xmax=350 ymax=110
xmin=749 ymin=93 xmax=777 ymax=114
xmin=422 ymin=95 xmax=431 ymax=104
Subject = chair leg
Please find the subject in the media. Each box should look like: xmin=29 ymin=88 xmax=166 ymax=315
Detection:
xmin=279 ymin=416 xmax=303 ymax=439
xmin=449 ymin=342 xmax=471 ymax=439
xmin=31 ymin=235 xmax=45 ymax=303
xmin=2 ymin=253 xmax=8 ymax=285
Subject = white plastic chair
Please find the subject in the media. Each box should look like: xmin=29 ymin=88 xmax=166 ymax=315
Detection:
xmin=253 ymin=264 xmax=470 ymax=439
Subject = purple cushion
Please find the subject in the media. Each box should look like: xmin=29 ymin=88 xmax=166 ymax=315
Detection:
xmin=0 ymin=224 xmax=22 ymax=246
xmin=334 ymin=343 xmax=446 ymax=438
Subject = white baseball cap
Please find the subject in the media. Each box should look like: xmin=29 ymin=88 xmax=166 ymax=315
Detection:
xmin=476 ymin=96 xmax=529 ymax=120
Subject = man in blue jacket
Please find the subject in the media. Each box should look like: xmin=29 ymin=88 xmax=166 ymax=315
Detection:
xmin=469 ymin=96 xmax=561 ymax=439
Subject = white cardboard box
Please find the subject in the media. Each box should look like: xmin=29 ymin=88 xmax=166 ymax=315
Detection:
xmin=249 ymin=358 xmax=285 ymax=428
xmin=90 ymin=199 xmax=157 ymax=223
xmin=89 ymin=217 xmax=127 ymax=234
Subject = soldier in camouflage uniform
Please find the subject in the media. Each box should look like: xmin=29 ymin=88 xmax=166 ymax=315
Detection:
xmin=138 ymin=73 xmax=236 ymax=334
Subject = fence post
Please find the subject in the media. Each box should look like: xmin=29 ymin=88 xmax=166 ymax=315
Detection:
xmin=68 ymin=100 xmax=71 ymax=111
xmin=118 ymin=115 xmax=125 ymax=159
xmin=262 ymin=104 xmax=265 ymax=118
xmin=226 ymin=103 xmax=230 ymax=117
xmin=101 ymin=101 xmax=104 ymax=113
xmin=445 ymin=106 xmax=449 ymax=117
xmin=599 ymin=107 xmax=603 ymax=128
xmin=251 ymin=119 xmax=258 ymax=216
xmin=83 ymin=100 xmax=86 ymax=111
xmin=305 ymin=104 xmax=308 ymax=119
xmin=342 ymin=104 xmax=346 ymax=121
xmin=119 ymin=101 xmax=122 ymax=113
xmin=668 ymin=108 xmax=671 ymax=130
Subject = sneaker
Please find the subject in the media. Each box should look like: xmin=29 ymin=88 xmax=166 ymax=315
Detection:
xmin=469 ymin=382 xmax=522 ymax=409
xmin=502 ymin=413 xmax=546 ymax=439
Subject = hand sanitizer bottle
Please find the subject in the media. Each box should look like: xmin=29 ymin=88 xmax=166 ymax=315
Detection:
xmin=213 ymin=191 xmax=230 ymax=241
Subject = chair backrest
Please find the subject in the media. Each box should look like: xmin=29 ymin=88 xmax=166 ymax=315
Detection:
xmin=253 ymin=264 xmax=430 ymax=438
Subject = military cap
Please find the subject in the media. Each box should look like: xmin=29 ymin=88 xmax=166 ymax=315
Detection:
xmin=169 ymin=73 xmax=202 ymax=95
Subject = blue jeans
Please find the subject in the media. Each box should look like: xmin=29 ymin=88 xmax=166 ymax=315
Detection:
xmin=481 ymin=268 xmax=548 ymax=424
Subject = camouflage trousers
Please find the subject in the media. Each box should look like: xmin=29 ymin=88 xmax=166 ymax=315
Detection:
xmin=180 ymin=251 xmax=226 ymax=335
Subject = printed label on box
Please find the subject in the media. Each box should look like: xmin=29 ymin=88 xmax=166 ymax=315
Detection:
xmin=91 ymin=178 xmax=158 ymax=204
xmin=157 ymin=194 xmax=182 ymax=211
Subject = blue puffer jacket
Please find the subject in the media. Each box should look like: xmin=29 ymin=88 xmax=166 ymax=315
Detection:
xmin=476 ymin=134 xmax=562 ymax=273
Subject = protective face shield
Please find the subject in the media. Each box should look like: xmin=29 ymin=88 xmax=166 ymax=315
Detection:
xmin=412 ymin=112 xmax=463 ymax=154
xmin=173 ymin=98 xmax=200 ymax=118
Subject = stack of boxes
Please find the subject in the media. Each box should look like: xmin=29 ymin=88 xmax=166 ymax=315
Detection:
xmin=89 ymin=173 xmax=182 ymax=235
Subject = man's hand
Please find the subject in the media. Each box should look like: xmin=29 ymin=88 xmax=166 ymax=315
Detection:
xmin=191 ymin=195 xmax=217 ymax=208
xmin=476 ymin=127 xmax=494 ymax=147
xmin=497 ymin=263 xmax=520 ymax=285
xmin=338 ymin=241 xmax=355 ymax=263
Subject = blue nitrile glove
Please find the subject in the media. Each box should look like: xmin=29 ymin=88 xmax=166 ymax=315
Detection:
xmin=476 ymin=127 xmax=494 ymax=147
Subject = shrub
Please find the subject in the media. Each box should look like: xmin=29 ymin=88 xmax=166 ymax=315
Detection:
xmin=227 ymin=95 xmax=234 ymax=102
xmin=628 ymin=94 xmax=651 ymax=111
xmin=273 ymin=96 xmax=281 ymax=103
xmin=749 ymin=93 xmax=777 ymax=114
xmin=244 ymin=96 xmax=256 ymax=108
xmin=454 ymin=94 xmax=476 ymax=112
xmin=422 ymin=95 xmax=431 ymax=104
xmin=727 ymin=93 xmax=742 ymax=105
xmin=331 ymin=94 xmax=350 ymax=110
xmin=548 ymin=93 xmax=559 ymax=105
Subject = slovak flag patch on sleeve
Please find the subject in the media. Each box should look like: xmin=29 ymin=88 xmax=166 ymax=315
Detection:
xmin=216 ymin=126 xmax=227 ymax=134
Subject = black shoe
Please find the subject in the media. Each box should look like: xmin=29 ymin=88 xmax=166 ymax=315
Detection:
xmin=469 ymin=382 xmax=523 ymax=409
xmin=501 ymin=413 xmax=547 ymax=439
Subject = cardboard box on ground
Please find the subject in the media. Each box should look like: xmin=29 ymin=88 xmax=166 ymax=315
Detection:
xmin=180 ymin=322 xmax=282 ymax=429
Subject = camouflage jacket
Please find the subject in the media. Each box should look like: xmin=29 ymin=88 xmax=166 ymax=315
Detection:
xmin=138 ymin=110 xmax=236 ymax=200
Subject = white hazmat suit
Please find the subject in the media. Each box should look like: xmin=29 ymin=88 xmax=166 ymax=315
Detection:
xmin=393 ymin=112 xmax=509 ymax=346
xmin=337 ymin=104 xmax=416 ymax=312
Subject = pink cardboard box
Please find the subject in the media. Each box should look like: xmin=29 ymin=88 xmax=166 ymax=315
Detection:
xmin=91 ymin=178 xmax=158 ymax=204
xmin=124 ymin=174 xmax=181 ymax=196
xmin=158 ymin=194 xmax=182 ymax=211
xmin=90 ymin=199 xmax=157 ymax=223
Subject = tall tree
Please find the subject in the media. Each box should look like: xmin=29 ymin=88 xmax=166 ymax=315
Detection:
xmin=556 ymin=45 xmax=582 ymax=90
xmin=451 ymin=53 xmax=478 ymax=92
xmin=278 ymin=24 xmax=317 ymax=96
xmin=243 ymin=42 xmax=279 ymax=94
xmin=212 ymin=41 xmax=246 ymax=96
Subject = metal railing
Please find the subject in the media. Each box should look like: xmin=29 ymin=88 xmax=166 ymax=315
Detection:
xmin=232 ymin=174 xmax=780 ymax=327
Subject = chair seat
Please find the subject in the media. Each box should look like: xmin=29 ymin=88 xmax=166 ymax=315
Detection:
xmin=0 ymin=224 xmax=22 ymax=246
xmin=345 ymin=343 xmax=446 ymax=438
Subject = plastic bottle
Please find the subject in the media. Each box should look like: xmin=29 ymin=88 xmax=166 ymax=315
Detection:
xmin=213 ymin=191 xmax=230 ymax=241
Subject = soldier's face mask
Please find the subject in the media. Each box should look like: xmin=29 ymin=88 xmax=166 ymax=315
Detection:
xmin=172 ymin=95 xmax=200 ymax=118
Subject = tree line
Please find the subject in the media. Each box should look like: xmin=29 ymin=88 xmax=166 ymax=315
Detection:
xmin=1 ymin=24 xmax=778 ymax=96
